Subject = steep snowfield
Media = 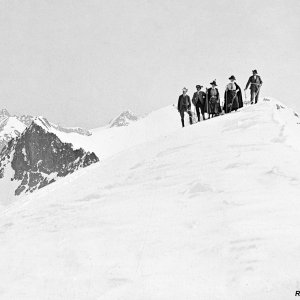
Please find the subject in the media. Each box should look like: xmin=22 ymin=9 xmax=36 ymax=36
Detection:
xmin=1 ymin=99 xmax=300 ymax=299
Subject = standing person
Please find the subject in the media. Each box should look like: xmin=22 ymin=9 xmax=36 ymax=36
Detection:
xmin=224 ymin=75 xmax=243 ymax=113
xmin=177 ymin=87 xmax=193 ymax=127
xmin=206 ymin=80 xmax=221 ymax=118
xmin=192 ymin=85 xmax=206 ymax=122
xmin=244 ymin=69 xmax=263 ymax=104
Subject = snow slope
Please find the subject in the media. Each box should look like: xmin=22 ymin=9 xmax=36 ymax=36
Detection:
xmin=0 ymin=99 xmax=300 ymax=299
xmin=54 ymin=105 xmax=184 ymax=159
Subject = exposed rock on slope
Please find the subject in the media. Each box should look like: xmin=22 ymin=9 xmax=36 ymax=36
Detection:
xmin=109 ymin=110 xmax=139 ymax=127
xmin=0 ymin=121 xmax=99 ymax=196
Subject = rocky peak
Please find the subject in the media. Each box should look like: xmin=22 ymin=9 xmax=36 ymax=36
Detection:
xmin=0 ymin=109 xmax=10 ymax=121
xmin=0 ymin=121 xmax=99 ymax=196
xmin=109 ymin=110 xmax=139 ymax=128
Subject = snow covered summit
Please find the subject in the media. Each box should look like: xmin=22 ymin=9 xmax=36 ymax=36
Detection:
xmin=0 ymin=108 xmax=10 ymax=120
xmin=109 ymin=110 xmax=139 ymax=127
xmin=0 ymin=114 xmax=26 ymax=151
xmin=1 ymin=99 xmax=300 ymax=299
xmin=16 ymin=114 xmax=92 ymax=136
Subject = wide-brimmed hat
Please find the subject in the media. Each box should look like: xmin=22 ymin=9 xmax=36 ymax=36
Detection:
xmin=196 ymin=85 xmax=203 ymax=89
xmin=182 ymin=87 xmax=188 ymax=92
xmin=210 ymin=80 xmax=217 ymax=86
xmin=229 ymin=75 xmax=236 ymax=80
xmin=252 ymin=69 xmax=258 ymax=74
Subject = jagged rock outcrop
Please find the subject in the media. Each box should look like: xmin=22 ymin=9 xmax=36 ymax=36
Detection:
xmin=0 ymin=121 xmax=99 ymax=196
xmin=109 ymin=110 xmax=139 ymax=128
xmin=0 ymin=109 xmax=10 ymax=121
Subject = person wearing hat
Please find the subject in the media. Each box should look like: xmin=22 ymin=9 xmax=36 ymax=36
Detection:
xmin=192 ymin=85 xmax=207 ymax=122
xmin=177 ymin=87 xmax=193 ymax=127
xmin=224 ymin=75 xmax=243 ymax=113
xmin=244 ymin=70 xmax=263 ymax=104
xmin=206 ymin=80 xmax=221 ymax=118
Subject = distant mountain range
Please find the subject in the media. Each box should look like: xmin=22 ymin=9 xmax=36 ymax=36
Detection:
xmin=0 ymin=108 xmax=141 ymax=197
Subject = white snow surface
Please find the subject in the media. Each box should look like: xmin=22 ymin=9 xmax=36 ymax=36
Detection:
xmin=1 ymin=99 xmax=300 ymax=299
xmin=52 ymin=105 xmax=184 ymax=159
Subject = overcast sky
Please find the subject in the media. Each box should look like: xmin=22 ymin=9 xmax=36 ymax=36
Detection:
xmin=0 ymin=0 xmax=299 ymax=128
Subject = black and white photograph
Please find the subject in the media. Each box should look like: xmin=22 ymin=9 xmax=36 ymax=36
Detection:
xmin=0 ymin=0 xmax=299 ymax=299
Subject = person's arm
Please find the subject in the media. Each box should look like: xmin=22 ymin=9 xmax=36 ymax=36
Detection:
xmin=236 ymin=83 xmax=241 ymax=95
xmin=259 ymin=76 xmax=263 ymax=86
xmin=192 ymin=93 xmax=196 ymax=106
xmin=177 ymin=96 xmax=181 ymax=111
xmin=187 ymin=96 xmax=191 ymax=109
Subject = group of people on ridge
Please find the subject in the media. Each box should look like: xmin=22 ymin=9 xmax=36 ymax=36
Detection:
xmin=177 ymin=70 xmax=263 ymax=127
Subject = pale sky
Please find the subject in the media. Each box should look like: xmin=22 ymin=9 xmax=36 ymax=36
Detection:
xmin=0 ymin=0 xmax=299 ymax=128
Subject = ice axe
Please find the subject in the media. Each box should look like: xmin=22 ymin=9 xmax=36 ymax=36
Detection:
xmin=244 ymin=90 xmax=248 ymax=105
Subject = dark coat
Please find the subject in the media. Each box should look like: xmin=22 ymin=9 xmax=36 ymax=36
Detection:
xmin=205 ymin=88 xmax=221 ymax=114
xmin=245 ymin=75 xmax=263 ymax=91
xmin=177 ymin=94 xmax=191 ymax=112
xmin=224 ymin=83 xmax=243 ymax=113
xmin=192 ymin=91 xmax=206 ymax=107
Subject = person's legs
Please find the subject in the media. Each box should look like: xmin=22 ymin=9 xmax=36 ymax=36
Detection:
xmin=195 ymin=104 xmax=200 ymax=122
xmin=180 ymin=110 xmax=185 ymax=127
xmin=200 ymin=104 xmax=205 ymax=120
xmin=209 ymin=101 xmax=213 ymax=119
xmin=187 ymin=110 xmax=193 ymax=124
xmin=231 ymin=93 xmax=238 ymax=111
xmin=255 ymin=91 xmax=260 ymax=103
xmin=250 ymin=90 xmax=255 ymax=104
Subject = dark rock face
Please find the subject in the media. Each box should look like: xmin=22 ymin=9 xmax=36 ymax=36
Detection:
xmin=0 ymin=109 xmax=92 ymax=153
xmin=0 ymin=122 xmax=99 ymax=196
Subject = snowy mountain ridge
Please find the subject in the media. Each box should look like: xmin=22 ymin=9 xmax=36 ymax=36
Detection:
xmin=15 ymin=114 xmax=92 ymax=136
xmin=109 ymin=110 xmax=139 ymax=127
xmin=0 ymin=116 xmax=26 ymax=151
xmin=1 ymin=98 xmax=300 ymax=299
xmin=0 ymin=110 xmax=92 ymax=152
